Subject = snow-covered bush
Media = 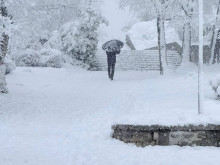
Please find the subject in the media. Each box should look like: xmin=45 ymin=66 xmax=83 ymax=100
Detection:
xmin=60 ymin=7 xmax=108 ymax=69
xmin=15 ymin=48 xmax=66 ymax=68
xmin=41 ymin=48 xmax=64 ymax=68
xmin=44 ymin=55 xmax=63 ymax=68
xmin=43 ymin=31 xmax=62 ymax=50
xmin=60 ymin=21 xmax=78 ymax=55
xmin=209 ymin=76 xmax=220 ymax=100
xmin=73 ymin=8 xmax=108 ymax=69
xmin=60 ymin=21 xmax=91 ymax=69
xmin=15 ymin=49 xmax=42 ymax=67
xmin=4 ymin=58 xmax=15 ymax=74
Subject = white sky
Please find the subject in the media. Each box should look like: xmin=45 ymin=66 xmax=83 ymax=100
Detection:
xmin=98 ymin=0 xmax=136 ymax=47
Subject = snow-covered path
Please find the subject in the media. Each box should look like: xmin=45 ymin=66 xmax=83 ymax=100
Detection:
xmin=0 ymin=67 xmax=220 ymax=165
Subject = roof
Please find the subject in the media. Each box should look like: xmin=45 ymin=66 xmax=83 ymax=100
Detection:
xmin=127 ymin=19 xmax=182 ymax=50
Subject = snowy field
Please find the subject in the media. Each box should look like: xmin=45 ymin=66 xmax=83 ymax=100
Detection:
xmin=1 ymin=66 xmax=220 ymax=165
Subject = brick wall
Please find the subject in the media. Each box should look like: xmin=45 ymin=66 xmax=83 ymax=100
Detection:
xmin=94 ymin=50 xmax=182 ymax=71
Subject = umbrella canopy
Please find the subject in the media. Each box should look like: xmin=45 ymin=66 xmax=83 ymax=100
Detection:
xmin=102 ymin=40 xmax=124 ymax=53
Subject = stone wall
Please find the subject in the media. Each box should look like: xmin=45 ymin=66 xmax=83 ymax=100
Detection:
xmin=94 ymin=50 xmax=182 ymax=71
xmin=112 ymin=124 xmax=220 ymax=147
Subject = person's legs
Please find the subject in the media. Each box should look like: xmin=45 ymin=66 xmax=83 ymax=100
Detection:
xmin=108 ymin=63 xmax=111 ymax=78
xmin=107 ymin=57 xmax=111 ymax=79
xmin=218 ymin=48 xmax=220 ymax=63
xmin=213 ymin=46 xmax=218 ymax=64
xmin=111 ymin=64 xmax=115 ymax=80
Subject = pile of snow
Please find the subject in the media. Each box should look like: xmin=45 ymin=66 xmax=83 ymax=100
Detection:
xmin=128 ymin=19 xmax=182 ymax=50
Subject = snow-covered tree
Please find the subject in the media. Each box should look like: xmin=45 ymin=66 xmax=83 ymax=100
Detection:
xmin=73 ymin=7 xmax=107 ymax=69
xmin=0 ymin=0 xmax=12 ymax=93
xmin=176 ymin=0 xmax=195 ymax=63
xmin=6 ymin=0 xmax=106 ymax=69
xmin=6 ymin=0 xmax=84 ymax=53
xmin=120 ymin=0 xmax=176 ymax=75
xmin=210 ymin=0 xmax=220 ymax=64
xmin=60 ymin=21 xmax=79 ymax=55
xmin=61 ymin=2 xmax=107 ymax=69
xmin=152 ymin=0 xmax=176 ymax=75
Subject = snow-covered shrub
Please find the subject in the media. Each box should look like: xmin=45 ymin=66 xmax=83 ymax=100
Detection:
xmin=60 ymin=21 xmax=79 ymax=60
xmin=60 ymin=21 xmax=92 ymax=69
xmin=15 ymin=49 xmax=42 ymax=67
xmin=72 ymin=8 xmax=108 ymax=68
xmin=4 ymin=58 xmax=15 ymax=74
xmin=41 ymin=48 xmax=64 ymax=68
xmin=15 ymin=48 xmax=66 ymax=68
xmin=209 ymin=76 xmax=220 ymax=100
xmin=23 ymin=30 xmax=51 ymax=52
xmin=45 ymin=55 xmax=63 ymax=68
xmin=43 ymin=31 xmax=62 ymax=50
xmin=60 ymin=8 xmax=108 ymax=69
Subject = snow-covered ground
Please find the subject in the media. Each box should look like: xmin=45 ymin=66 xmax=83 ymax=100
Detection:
xmin=0 ymin=65 xmax=220 ymax=165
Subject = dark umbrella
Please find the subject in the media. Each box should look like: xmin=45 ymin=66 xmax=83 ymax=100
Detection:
xmin=102 ymin=40 xmax=124 ymax=53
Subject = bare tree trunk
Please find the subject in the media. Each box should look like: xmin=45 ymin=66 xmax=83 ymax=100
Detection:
xmin=0 ymin=34 xmax=8 ymax=93
xmin=2 ymin=34 xmax=9 ymax=58
xmin=160 ymin=16 xmax=167 ymax=67
xmin=154 ymin=0 xmax=167 ymax=75
xmin=0 ymin=0 xmax=9 ymax=93
xmin=0 ymin=63 xmax=7 ymax=93
xmin=182 ymin=22 xmax=191 ymax=62
xmin=210 ymin=0 xmax=220 ymax=64
xmin=157 ymin=14 xmax=167 ymax=75
xmin=0 ymin=34 xmax=9 ymax=93
xmin=198 ymin=0 xmax=204 ymax=114
xmin=179 ymin=0 xmax=194 ymax=63
xmin=157 ymin=16 xmax=163 ymax=75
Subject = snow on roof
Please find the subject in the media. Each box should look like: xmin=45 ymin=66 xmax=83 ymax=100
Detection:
xmin=128 ymin=19 xmax=182 ymax=50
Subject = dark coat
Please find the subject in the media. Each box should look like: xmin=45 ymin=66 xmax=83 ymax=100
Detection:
xmin=106 ymin=51 xmax=117 ymax=64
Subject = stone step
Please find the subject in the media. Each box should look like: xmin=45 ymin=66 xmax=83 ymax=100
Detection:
xmin=94 ymin=49 xmax=182 ymax=71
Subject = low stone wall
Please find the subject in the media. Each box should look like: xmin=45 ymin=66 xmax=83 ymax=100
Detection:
xmin=112 ymin=124 xmax=220 ymax=147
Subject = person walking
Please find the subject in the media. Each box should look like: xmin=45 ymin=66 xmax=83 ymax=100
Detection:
xmin=102 ymin=40 xmax=124 ymax=81
xmin=106 ymin=50 xmax=119 ymax=80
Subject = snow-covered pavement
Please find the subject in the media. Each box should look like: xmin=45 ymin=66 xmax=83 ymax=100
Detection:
xmin=0 ymin=66 xmax=220 ymax=165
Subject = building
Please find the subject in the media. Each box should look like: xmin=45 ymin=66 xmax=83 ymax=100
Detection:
xmin=126 ymin=19 xmax=182 ymax=53
xmin=126 ymin=19 xmax=214 ymax=64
